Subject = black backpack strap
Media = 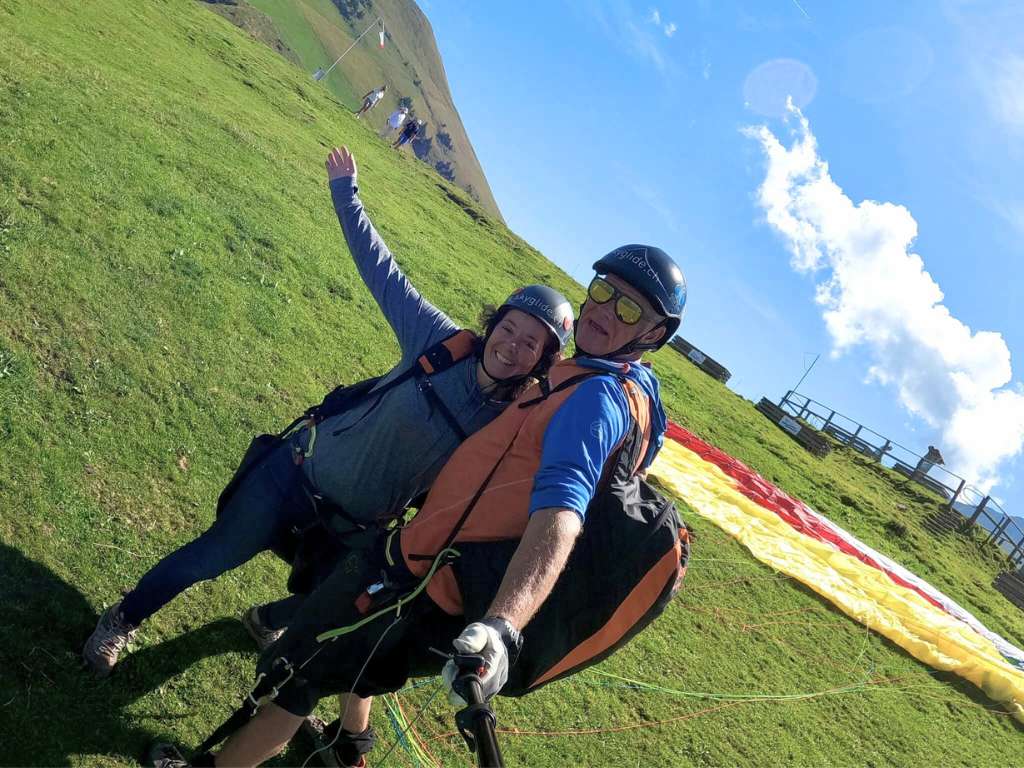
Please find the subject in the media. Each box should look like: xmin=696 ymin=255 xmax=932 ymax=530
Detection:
xmin=416 ymin=374 xmax=468 ymax=442
xmin=328 ymin=329 xmax=479 ymax=437
xmin=517 ymin=371 xmax=608 ymax=408
xmin=408 ymin=329 xmax=480 ymax=442
xmin=418 ymin=330 xmax=475 ymax=374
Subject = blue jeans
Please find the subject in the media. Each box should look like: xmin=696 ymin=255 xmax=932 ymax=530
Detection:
xmin=120 ymin=438 xmax=317 ymax=626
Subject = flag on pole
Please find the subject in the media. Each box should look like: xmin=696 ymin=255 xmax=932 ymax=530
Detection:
xmin=379 ymin=21 xmax=386 ymax=48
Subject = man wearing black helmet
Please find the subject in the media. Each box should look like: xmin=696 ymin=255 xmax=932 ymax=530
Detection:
xmin=578 ymin=245 xmax=686 ymax=358
xmin=162 ymin=246 xmax=686 ymax=768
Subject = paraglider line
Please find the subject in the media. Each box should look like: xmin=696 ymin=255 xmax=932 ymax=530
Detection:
xmin=790 ymin=0 xmax=811 ymax=20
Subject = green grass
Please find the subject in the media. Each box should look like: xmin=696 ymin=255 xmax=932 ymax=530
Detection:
xmin=246 ymin=0 xmax=356 ymax=105
xmin=1 ymin=1 xmax=1022 ymax=765
xmin=243 ymin=0 xmax=505 ymax=219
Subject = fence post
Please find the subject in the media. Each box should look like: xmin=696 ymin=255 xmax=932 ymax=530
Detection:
xmin=966 ymin=496 xmax=990 ymax=528
xmin=848 ymin=424 xmax=862 ymax=449
xmin=778 ymin=390 xmax=792 ymax=408
xmin=878 ymin=440 xmax=892 ymax=463
xmin=947 ymin=478 xmax=966 ymax=510
xmin=986 ymin=516 xmax=1010 ymax=546
xmin=822 ymin=410 xmax=835 ymax=431
xmin=1008 ymin=534 xmax=1024 ymax=564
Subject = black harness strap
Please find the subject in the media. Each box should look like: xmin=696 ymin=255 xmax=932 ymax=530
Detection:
xmin=417 ymin=373 xmax=468 ymax=442
xmin=329 ymin=329 xmax=477 ymax=437
xmin=516 ymin=372 xmax=603 ymax=408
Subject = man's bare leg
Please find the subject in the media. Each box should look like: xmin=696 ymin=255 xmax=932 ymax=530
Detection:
xmin=337 ymin=693 xmax=372 ymax=733
xmin=214 ymin=703 xmax=303 ymax=767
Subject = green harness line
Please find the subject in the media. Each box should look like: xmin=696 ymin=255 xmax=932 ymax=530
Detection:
xmin=316 ymin=546 xmax=461 ymax=643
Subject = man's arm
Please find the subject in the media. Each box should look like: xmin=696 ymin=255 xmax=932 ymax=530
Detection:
xmin=441 ymin=507 xmax=581 ymax=705
xmin=443 ymin=378 xmax=630 ymax=702
xmin=485 ymin=507 xmax=582 ymax=629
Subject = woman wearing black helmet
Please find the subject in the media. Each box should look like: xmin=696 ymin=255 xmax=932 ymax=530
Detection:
xmin=83 ymin=146 xmax=574 ymax=677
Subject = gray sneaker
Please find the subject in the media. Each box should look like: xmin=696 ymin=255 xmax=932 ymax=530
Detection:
xmin=82 ymin=601 xmax=138 ymax=677
xmin=143 ymin=742 xmax=189 ymax=768
xmin=240 ymin=605 xmax=285 ymax=651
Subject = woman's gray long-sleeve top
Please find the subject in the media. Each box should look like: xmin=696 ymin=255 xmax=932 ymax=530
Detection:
xmin=299 ymin=177 xmax=504 ymax=524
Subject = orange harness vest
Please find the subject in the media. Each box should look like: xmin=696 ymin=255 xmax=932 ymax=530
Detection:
xmin=399 ymin=358 xmax=653 ymax=615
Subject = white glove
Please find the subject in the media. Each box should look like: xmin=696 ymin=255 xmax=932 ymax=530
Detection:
xmin=442 ymin=621 xmax=510 ymax=706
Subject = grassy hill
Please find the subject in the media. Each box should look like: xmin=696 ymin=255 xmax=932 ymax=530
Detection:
xmin=215 ymin=0 xmax=505 ymax=221
xmin=202 ymin=0 xmax=301 ymax=66
xmin=1 ymin=1 xmax=1023 ymax=765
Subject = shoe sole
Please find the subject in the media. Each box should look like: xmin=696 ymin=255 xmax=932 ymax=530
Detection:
xmin=81 ymin=652 xmax=115 ymax=679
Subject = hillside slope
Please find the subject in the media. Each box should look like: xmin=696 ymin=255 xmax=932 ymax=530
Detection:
xmin=1 ymin=1 xmax=1023 ymax=765
xmin=202 ymin=0 xmax=301 ymax=66
xmin=232 ymin=0 xmax=504 ymax=221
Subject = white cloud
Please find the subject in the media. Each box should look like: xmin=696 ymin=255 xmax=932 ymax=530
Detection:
xmin=700 ymin=49 xmax=712 ymax=80
xmin=743 ymin=59 xmax=817 ymax=118
xmin=944 ymin=1 xmax=1024 ymax=137
xmin=625 ymin=18 xmax=667 ymax=72
xmin=647 ymin=5 xmax=677 ymax=38
xmin=985 ymin=54 xmax=1024 ymax=132
xmin=991 ymin=198 xmax=1024 ymax=236
xmin=579 ymin=1 xmax=674 ymax=73
xmin=745 ymin=101 xmax=1024 ymax=491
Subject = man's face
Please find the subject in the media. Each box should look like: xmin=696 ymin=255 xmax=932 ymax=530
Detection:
xmin=576 ymin=273 xmax=666 ymax=357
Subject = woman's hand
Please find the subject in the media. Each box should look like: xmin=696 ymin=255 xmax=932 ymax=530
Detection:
xmin=326 ymin=146 xmax=357 ymax=183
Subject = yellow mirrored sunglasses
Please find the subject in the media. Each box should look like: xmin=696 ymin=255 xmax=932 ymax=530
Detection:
xmin=587 ymin=277 xmax=644 ymax=325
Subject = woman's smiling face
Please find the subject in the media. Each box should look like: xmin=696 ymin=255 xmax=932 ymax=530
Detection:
xmin=482 ymin=308 xmax=549 ymax=379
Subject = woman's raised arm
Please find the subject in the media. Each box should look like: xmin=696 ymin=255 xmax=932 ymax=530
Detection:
xmin=325 ymin=146 xmax=457 ymax=357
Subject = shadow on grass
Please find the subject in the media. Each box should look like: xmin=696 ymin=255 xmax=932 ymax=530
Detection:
xmin=0 ymin=544 xmax=256 ymax=765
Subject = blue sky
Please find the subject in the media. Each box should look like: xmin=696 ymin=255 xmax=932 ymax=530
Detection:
xmin=421 ymin=0 xmax=1023 ymax=515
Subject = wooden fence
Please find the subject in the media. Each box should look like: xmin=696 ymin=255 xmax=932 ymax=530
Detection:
xmin=777 ymin=391 xmax=1024 ymax=583
xmin=667 ymin=338 xmax=731 ymax=383
xmin=756 ymin=398 xmax=830 ymax=457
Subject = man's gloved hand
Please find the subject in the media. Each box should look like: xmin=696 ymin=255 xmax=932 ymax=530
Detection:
xmin=442 ymin=617 xmax=521 ymax=706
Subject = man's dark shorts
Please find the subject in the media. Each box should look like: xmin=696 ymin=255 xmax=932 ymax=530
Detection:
xmin=257 ymin=546 xmax=463 ymax=717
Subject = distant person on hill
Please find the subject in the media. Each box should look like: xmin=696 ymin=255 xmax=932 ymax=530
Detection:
xmin=393 ymin=118 xmax=423 ymax=149
xmin=82 ymin=145 xmax=573 ymax=680
xmin=354 ymin=85 xmax=386 ymax=119
xmin=382 ymin=105 xmax=408 ymax=136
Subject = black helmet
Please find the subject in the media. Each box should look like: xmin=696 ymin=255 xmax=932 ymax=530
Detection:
xmin=499 ymin=284 xmax=574 ymax=349
xmin=592 ymin=244 xmax=686 ymax=343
